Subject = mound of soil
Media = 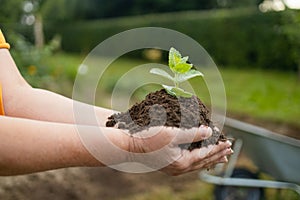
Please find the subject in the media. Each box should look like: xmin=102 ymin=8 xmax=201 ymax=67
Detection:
xmin=106 ymin=89 xmax=226 ymax=150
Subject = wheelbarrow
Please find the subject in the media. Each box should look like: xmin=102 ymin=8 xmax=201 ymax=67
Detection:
xmin=199 ymin=117 xmax=300 ymax=199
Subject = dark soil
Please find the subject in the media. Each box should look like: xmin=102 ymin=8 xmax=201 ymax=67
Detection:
xmin=106 ymin=89 xmax=227 ymax=150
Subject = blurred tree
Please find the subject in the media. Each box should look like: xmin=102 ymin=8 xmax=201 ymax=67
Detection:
xmin=219 ymin=0 xmax=264 ymax=8
xmin=40 ymin=0 xmax=77 ymax=21
xmin=0 ymin=0 xmax=265 ymax=24
xmin=0 ymin=0 xmax=24 ymax=23
xmin=281 ymin=10 xmax=300 ymax=79
xmin=38 ymin=0 xmax=264 ymax=21
xmin=87 ymin=0 xmax=134 ymax=19
xmin=129 ymin=0 xmax=217 ymax=14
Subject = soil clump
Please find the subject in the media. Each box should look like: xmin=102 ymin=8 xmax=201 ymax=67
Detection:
xmin=106 ymin=89 xmax=227 ymax=150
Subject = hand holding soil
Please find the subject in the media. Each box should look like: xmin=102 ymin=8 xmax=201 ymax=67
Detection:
xmin=106 ymin=47 xmax=233 ymax=173
xmin=106 ymin=89 xmax=228 ymax=150
xmin=120 ymin=126 xmax=233 ymax=175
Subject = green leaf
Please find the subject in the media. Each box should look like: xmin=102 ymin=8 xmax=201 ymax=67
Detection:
xmin=168 ymin=47 xmax=182 ymax=70
xmin=162 ymin=85 xmax=177 ymax=96
xmin=153 ymin=47 xmax=204 ymax=98
xmin=171 ymin=87 xmax=193 ymax=98
xmin=150 ymin=68 xmax=174 ymax=81
xmin=181 ymin=56 xmax=189 ymax=63
xmin=162 ymin=85 xmax=193 ymax=98
xmin=173 ymin=63 xmax=193 ymax=74
xmin=177 ymin=69 xmax=204 ymax=83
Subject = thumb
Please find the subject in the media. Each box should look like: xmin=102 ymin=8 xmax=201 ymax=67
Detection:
xmin=173 ymin=125 xmax=212 ymax=145
xmin=195 ymin=125 xmax=213 ymax=141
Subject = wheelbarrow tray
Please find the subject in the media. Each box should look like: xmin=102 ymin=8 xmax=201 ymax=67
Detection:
xmin=199 ymin=117 xmax=300 ymax=194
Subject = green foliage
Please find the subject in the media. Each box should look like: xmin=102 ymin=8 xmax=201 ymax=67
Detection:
xmin=38 ymin=0 xmax=261 ymax=20
xmin=168 ymin=47 xmax=191 ymax=73
xmin=150 ymin=47 xmax=203 ymax=97
xmin=8 ymin=33 xmax=61 ymax=88
xmin=49 ymin=8 xmax=300 ymax=71
xmin=218 ymin=68 xmax=300 ymax=126
xmin=0 ymin=0 xmax=23 ymax=23
xmin=280 ymin=10 xmax=300 ymax=76
xmin=40 ymin=0 xmax=83 ymax=22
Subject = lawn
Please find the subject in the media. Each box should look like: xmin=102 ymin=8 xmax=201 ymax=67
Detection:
xmin=40 ymin=53 xmax=300 ymax=128
xmin=221 ymin=68 xmax=300 ymax=127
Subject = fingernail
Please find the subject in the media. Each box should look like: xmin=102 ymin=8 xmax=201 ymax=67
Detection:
xmin=220 ymin=157 xmax=228 ymax=163
xmin=226 ymin=148 xmax=234 ymax=155
xmin=226 ymin=140 xmax=232 ymax=146
xmin=200 ymin=125 xmax=212 ymax=138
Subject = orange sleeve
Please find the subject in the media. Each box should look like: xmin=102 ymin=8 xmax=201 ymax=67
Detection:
xmin=0 ymin=84 xmax=5 ymax=116
xmin=0 ymin=28 xmax=8 ymax=115
xmin=0 ymin=29 xmax=10 ymax=49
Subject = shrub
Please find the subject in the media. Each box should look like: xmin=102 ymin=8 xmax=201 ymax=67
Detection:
xmin=7 ymin=31 xmax=61 ymax=88
xmin=49 ymin=8 xmax=299 ymax=71
xmin=7 ymin=8 xmax=300 ymax=71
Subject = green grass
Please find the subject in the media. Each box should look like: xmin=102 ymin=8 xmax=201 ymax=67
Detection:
xmin=221 ymin=68 xmax=300 ymax=126
xmin=39 ymin=53 xmax=300 ymax=127
xmin=25 ymin=52 xmax=85 ymax=97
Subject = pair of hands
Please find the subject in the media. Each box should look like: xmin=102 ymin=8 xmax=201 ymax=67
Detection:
xmin=103 ymin=125 xmax=233 ymax=176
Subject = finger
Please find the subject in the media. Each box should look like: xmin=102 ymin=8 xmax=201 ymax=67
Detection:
xmin=159 ymin=149 xmax=194 ymax=176
xmin=178 ymin=154 xmax=229 ymax=174
xmin=198 ymin=145 xmax=215 ymax=159
xmin=196 ymin=156 xmax=229 ymax=171
xmin=194 ymin=147 xmax=233 ymax=169
xmin=204 ymin=155 xmax=229 ymax=169
xmin=174 ymin=146 xmax=214 ymax=172
xmin=172 ymin=125 xmax=212 ymax=145
xmin=191 ymin=140 xmax=231 ymax=162
xmin=202 ymin=147 xmax=232 ymax=166
xmin=189 ymin=151 xmax=231 ymax=172
xmin=201 ymin=140 xmax=232 ymax=158
xmin=165 ymin=146 xmax=232 ymax=176
xmin=187 ymin=141 xmax=232 ymax=167
xmin=173 ymin=140 xmax=231 ymax=169
xmin=216 ymin=156 xmax=228 ymax=164
xmin=164 ymin=140 xmax=232 ymax=175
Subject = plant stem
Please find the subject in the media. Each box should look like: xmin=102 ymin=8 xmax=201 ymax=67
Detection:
xmin=174 ymin=73 xmax=179 ymax=88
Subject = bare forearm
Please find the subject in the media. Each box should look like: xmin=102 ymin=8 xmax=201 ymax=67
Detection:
xmin=0 ymin=116 xmax=127 ymax=176
xmin=0 ymin=116 xmax=232 ymax=176
xmin=4 ymin=87 xmax=114 ymax=126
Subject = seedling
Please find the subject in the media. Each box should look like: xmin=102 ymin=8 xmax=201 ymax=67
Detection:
xmin=107 ymin=47 xmax=226 ymax=150
xmin=150 ymin=47 xmax=203 ymax=97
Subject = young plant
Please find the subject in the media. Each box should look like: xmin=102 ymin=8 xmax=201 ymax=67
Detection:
xmin=150 ymin=47 xmax=203 ymax=97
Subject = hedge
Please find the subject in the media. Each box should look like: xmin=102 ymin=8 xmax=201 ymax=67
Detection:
xmin=37 ymin=8 xmax=300 ymax=71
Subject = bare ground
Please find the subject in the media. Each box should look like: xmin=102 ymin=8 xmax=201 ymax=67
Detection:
xmin=0 ymin=167 xmax=201 ymax=200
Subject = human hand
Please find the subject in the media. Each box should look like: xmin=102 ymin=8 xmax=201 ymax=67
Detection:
xmin=160 ymin=140 xmax=232 ymax=176
xmin=124 ymin=125 xmax=233 ymax=175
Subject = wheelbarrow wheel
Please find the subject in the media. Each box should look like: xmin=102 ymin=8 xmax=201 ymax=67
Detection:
xmin=214 ymin=168 xmax=265 ymax=200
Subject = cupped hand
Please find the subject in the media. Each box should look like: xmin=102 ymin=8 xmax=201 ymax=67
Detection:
xmin=125 ymin=125 xmax=233 ymax=175
xmin=160 ymin=141 xmax=232 ymax=176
